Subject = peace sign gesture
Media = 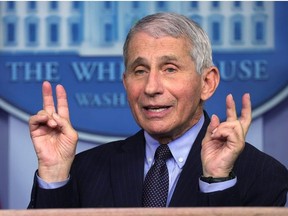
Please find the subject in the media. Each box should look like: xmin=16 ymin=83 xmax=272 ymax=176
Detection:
xmin=29 ymin=81 xmax=78 ymax=182
xmin=201 ymin=93 xmax=252 ymax=178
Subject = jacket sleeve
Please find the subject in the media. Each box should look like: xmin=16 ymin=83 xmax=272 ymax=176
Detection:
xmin=197 ymin=144 xmax=288 ymax=206
xmin=28 ymin=171 xmax=79 ymax=208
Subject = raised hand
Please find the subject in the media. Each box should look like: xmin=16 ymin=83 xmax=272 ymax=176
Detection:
xmin=201 ymin=93 xmax=252 ymax=177
xmin=29 ymin=81 xmax=78 ymax=182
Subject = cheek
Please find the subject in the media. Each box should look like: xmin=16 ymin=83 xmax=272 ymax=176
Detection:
xmin=177 ymin=82 xmax=202 ymax=106
xmin=125 ymin=84 xmax=141 ymax=107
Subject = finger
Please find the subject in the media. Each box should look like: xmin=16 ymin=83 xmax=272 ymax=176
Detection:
xmin=29 ymin=114 xmax=48 ymax=130
xmin=226 ymin=94 xmax=237 ymax=122
xmin=37 ymin=110 xmax=58 ymax=128
xmin=42 ymin=81 xmax=56 ymax=114
xmin=210 ymin=121 xmax=242 ymax=139
xmin=56 ymin=84 xmax=70 ymax=121
xmin=52 ymin=112 xmax=78 ymax=141
xmin=210 ymin=122 xmax=246 ymax=149
xmin=204 ymin=114 xmax=220 ymax=140
xmin=29 ymin=111 xmax=57 ymax=131
xmin=239 ymin=93 xmax=252 ymax=135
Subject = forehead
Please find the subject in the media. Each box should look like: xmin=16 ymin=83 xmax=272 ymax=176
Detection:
xmin=129 ymin=31 xmax=189 ymax=47
xmin=126 ymin=32 xmax=191 ymax=61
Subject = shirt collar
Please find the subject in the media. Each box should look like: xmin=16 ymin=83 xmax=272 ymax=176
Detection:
xmin=144 ymin=114 xmax=205 ymax=169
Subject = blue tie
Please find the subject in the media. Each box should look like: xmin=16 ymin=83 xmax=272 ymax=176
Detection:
xmin=142 ymin=144 xmax=172 ymax=207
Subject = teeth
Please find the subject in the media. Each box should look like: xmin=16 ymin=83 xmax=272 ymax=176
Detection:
xmin=147 ymin=107 xmax=167 ymax=112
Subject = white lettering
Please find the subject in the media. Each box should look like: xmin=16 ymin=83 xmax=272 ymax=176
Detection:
xmin=216 ymin=59 xmax=269 ymax=81
xmin=71 ymin=61 xmax=124 ymax=82
xmin=75 ymin=92 xmax=127 ymax=107
xmin=6 ymin=62 xmax=60 ymax=82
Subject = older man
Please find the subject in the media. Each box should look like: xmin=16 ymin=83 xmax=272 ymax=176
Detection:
xmin=28 ymin=13 xmax=288 ymax=208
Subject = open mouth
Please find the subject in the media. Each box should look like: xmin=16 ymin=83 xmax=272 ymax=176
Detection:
xmin=144 ymin=106 xmax=171 ymax=112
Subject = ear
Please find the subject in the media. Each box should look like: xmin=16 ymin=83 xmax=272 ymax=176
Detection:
xmin=122 ymin=72 xmax=127 ymax=91
xmin=201 ymin=66 xmax=220 ymax=101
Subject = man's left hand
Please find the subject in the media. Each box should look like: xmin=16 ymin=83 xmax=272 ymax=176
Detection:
xmin=201 ymin=93 xmax=252 ymax=177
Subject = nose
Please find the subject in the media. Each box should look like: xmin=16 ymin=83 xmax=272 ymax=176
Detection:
xmin=144 ymin=70 xmax=164 ymax=97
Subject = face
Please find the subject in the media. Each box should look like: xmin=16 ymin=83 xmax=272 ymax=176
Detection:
xmin=123 ymin=32 xmax=216 ymax=144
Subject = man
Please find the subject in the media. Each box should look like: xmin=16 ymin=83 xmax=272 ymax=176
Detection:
xmin=28 ymin=13 xmax=288 ymax=208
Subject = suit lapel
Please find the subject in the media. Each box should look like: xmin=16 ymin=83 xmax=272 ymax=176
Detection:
xmin=110 ymin=130 xmax=145 ymax=207
xmin=110 ymin=112 xmax=210 ymax=207
xmin=169 ymin=114 xmax=210 ymax=207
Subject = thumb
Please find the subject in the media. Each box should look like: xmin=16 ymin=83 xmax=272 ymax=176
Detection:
xmin=52 ymin=112 xmax=78 ymax=143
xmin=52 ymin=112 xmax=71 ymax=133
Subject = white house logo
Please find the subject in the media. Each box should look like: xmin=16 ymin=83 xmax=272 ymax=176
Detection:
xmin=0 ymin=1 xmax=287 ymax=143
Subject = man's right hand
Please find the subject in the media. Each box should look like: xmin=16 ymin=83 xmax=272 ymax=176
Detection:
xmin=29 ymin=81 xmax=78 ymax=183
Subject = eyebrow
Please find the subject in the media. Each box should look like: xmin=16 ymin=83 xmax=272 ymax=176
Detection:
xmin=128 ymin=57 xmax=148 ymax=70
xmin=159 ymin=55 xmax=178 ymax=63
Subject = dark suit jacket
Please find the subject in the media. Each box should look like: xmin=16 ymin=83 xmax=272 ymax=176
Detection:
xmin=28 ymin=113 xmax=288 ymax=208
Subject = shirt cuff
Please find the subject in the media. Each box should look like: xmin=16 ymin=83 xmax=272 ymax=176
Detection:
xmin=199 ymin=177 xmax=237 ymax=193
xmin=36 ymin=173 xmax=70 ymax=189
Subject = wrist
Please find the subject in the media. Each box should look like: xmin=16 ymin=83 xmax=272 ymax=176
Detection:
xmin=38 ymin=164 xmax=71 ymax=183
xmin=200 ymin=171 xmax=236 ymax=184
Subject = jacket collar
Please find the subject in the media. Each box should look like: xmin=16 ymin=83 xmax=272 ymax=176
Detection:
xmin=110 ymin=111 xmax=211 ymax=207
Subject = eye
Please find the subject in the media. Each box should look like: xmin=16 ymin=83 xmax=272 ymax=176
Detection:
xmin=166 ymin=68 xmax=176 ymax=73
xmin=164 ymin=65 xmax=177 ymax=73
xmin=135 ymin=69 xmax=146 ymax=75
xmin=132 ymin=66 xmax=148 ymax=77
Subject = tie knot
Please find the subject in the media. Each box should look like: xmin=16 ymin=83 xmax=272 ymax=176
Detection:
xmin=155 ymin=145 xmax=172 ymax=161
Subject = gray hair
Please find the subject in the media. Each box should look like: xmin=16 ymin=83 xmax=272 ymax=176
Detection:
xmin=123 ymin=12 xmax=214 ymax=74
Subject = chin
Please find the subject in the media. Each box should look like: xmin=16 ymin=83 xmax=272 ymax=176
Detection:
xmin=139 ymin=119 xmax=174 ymax=136
xmin=145 ymin=127 xmax=172 ymax=137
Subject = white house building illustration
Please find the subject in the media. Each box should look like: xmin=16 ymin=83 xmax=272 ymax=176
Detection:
xmin=0 ymin=1 xmax=274 ymax=55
